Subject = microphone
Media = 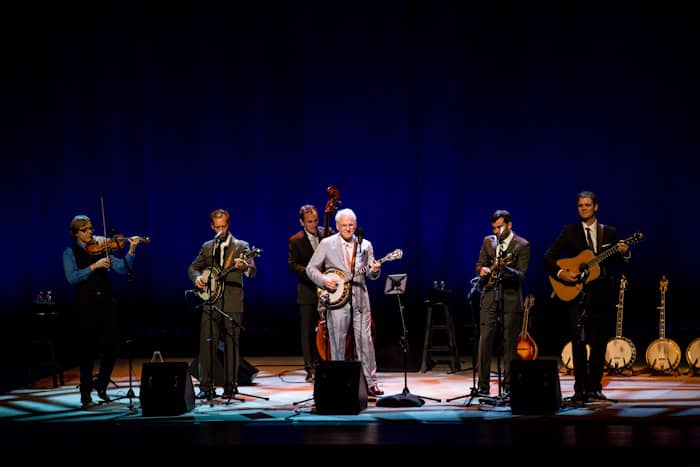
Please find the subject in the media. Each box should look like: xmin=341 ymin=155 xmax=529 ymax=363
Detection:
xmin=498 ymin=226 xmax=506 ymax=241
xmin=214 ymin=231 xmax=225 ymax=242
xmin=356 ymin=226 xmax=365 ymax=246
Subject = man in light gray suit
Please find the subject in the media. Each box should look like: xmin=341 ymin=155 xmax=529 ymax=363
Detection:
xmin=306 ymin=208 xmax=383 ymax=396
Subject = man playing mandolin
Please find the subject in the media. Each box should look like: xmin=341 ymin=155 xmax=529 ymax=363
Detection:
xmin=306 ymin=208 xmax=384 ymax=396
xmin=474 ymin=209 xmax=531 ymax=398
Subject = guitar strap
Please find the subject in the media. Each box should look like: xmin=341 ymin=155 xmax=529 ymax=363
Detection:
xmin=222 ymin=239 xmax=240 ymax=270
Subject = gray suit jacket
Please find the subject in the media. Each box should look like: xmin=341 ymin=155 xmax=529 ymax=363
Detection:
xmin=306 ymin=233 xmax=380 ymax=311
xmin=188 ymin=235 xmax=256 ymax=314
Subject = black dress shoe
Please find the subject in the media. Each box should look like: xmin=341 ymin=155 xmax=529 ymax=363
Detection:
xmin=81 ymin=394 xmax=93 ymax=408
xmin=571 ymin=391 xmax=587 ymax=403
xmin=222 ymin=385 xmax=236 ymax=398
xmin=305 ymin=370 xmax=314 ymax=383
xmin=587 ymin=390 xmax=608 ymax=401
xmin=95 ymin=387 xmax=110 ymax=402
xmin=368 ymin=385 xmax=384 ymax=396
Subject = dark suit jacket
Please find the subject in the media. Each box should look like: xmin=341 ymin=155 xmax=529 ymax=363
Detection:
xmin=475 ymin=232 xmax=530 ymax=309
xmin=288 ymin=229 xmax=320 ymax=305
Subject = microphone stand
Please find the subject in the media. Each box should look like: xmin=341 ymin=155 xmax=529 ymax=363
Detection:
xmin=446 ymin=278 xmax=481 ymax=405
xmin=205 ymin=236 xmax=222 ymax=406
xmin=478 ymin=260 xmax=509 ymax=408
xmin=221 ymin=247 xmax=268 ymax=404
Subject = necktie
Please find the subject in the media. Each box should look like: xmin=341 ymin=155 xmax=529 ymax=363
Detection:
xmin=344 ymin=243 xmax=353 ymax=269
xmin=214 ymin=243 xmax=223 ymax=267
xmin=586 ymin=227 xmax=595 ymax=252
xmin=310 ymin=235 xmax=319 ymax=250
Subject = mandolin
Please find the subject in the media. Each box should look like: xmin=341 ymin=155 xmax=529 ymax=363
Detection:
xmin=645 ymin=276 xmax=681 ymax=372
xmin=516 ymin=293 xmax=538 ymax=360
xmin=604 ymin=275 xmax=637 ymax=371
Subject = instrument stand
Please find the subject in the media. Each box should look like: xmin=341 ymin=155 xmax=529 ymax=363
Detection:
xmin=377 ymin=274 xmax=437 ymax=407
xmin=446 ymin=278 xmax=482 ymax=405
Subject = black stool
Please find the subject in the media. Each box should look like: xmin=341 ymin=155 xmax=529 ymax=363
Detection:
xmin=420 ymin=293 xmax=460 ymax=373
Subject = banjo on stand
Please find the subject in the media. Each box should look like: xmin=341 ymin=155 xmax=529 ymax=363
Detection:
xmin=685 ymin=337 xmax=700 ymax=375
xmin=645 ymin=275 xmax=681 ymax=373
xmin=604 ymin=275 xmax=637 ymax=373
xmin=560 ymin=341 xmax=591 ymax=373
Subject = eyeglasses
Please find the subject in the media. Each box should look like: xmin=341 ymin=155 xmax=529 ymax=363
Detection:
xmin=79 ymin=227 xmax=94 ymax=233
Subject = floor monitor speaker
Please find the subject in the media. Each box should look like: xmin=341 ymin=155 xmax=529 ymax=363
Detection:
xmin=313 ymin=360 xmax=368 ymax=414
xmin=189 ymin=355 xmax=259 ymax=386
xmin=510 ymin=358 xmax=561 ymax=415
xmin=140 ymin=362 xmax=195 ymax=416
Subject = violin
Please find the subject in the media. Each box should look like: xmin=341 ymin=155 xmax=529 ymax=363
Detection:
xmin=86 ymin=234 xmax=151 ymax=255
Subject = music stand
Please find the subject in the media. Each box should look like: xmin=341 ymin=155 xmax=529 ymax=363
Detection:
xmin=376 ymin=274 xmax=438 ymax=407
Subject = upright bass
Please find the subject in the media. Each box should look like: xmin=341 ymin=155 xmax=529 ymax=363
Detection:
xmin=315 ymin=186 xmax=341 ymax=361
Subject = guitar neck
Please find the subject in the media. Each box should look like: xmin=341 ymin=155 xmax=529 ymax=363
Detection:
xmin=586 ymin=243 xmax=620 ymax=268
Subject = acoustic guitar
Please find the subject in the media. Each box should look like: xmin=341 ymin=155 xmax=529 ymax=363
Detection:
xmin=550 ymin=232 xmax=644 ymax=302
xmin=516 ymin=293 xmax=538 ymax=360
xmin=645 ymin=276 xmax=681 ymax=372
xmin=604 ymin=275 xmax=637 ymax=371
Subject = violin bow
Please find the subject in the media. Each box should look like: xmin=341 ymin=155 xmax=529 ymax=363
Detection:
xmin=100 ymin=195 xmax=110 ymax=258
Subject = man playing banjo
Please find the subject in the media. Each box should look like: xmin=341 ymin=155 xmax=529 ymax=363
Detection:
xmin=305 ymin=208 xmax=384 ymax=397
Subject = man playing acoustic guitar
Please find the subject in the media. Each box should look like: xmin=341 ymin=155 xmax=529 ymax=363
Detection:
xmin=543 ymin=191 xmax=631 ymax=403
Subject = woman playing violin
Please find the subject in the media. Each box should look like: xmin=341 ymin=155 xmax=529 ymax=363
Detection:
xmin=62 ymin=214 xmax=144 ymax=408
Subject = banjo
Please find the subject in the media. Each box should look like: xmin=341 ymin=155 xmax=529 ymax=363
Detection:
xmin=604 ymin=275 xmax=637 ymax=371
xmin=685 ymin=337 xmax=700 ymax=372
xmin=645 ymin=275 xmax=681 ymax=372
xmin=561 ymin=341 xmax=591 ymax=371
xmin=318 ymin=249 xmax=403 ymax=309
xmin=196 ymin=246 xmax=262 ymax=302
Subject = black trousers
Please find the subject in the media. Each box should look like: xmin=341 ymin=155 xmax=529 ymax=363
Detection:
xmin=198 ymin=306 xmax=242 ymax=390
xmin=77 ymin=297 xmax=118 ymax=395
